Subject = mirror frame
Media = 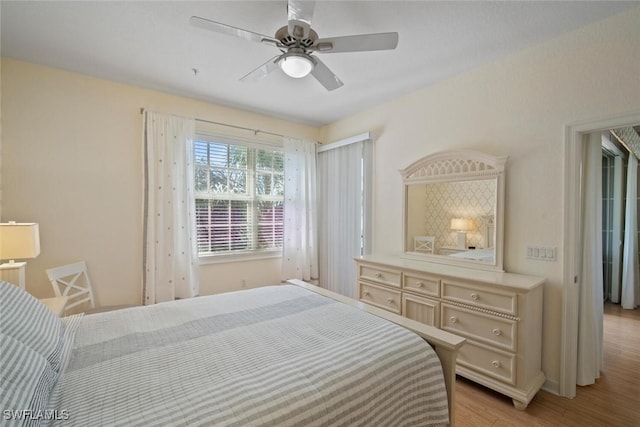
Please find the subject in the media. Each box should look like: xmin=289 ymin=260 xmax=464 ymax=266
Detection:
xmin=400 ymin=149 xmax=507 ymax=272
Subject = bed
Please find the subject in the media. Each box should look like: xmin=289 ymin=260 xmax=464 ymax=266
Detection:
xmin=0 ymin=279 xmax=464 ymax=427
xmin=447 ymin=247 xmax=495 ymax=262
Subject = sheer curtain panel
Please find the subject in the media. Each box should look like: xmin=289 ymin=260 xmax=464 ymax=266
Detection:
xmin=621 ymin=154 xmax=639 ymax=309
xmin=282 ymin=138 xmax=318 ymax=282
xmin=143 ymin=111 xmax=199 ymax=304
xmin=318 ymin=137 xmax=372 ymax=298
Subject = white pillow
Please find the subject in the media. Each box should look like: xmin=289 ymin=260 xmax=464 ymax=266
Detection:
xmin=0 ymin=281 xmax=64 ymax=371
xmin=0 ymin=334 xmax=59 ymax=423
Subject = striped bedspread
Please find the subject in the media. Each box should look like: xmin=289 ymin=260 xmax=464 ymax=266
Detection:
xmin=49 ymin=285 xmax=448 ymax=426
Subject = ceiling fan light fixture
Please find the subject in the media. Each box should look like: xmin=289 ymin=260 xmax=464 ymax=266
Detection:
xmin=279 ymin=52 xmax=315 ymax=78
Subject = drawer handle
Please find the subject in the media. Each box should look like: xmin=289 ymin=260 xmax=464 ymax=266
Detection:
xmin=492 ymin=328 xmax=502 ymax=336
xmin=415 ymin=281 xmax=424 ymax=287
xmin=363 ymin=291 xmax=370 ymax=297
xmin=470 ymin=293 xmax=479 ymax=301
xmin=386 ymin=298 xmax=395 ymax=305
xmin=375 ymin=272 xmax=383 ymax=278
xmin=491 ymin=360 xmax=501 ymax=368
xmin=449 ymin=316 xmax=458 ymax=324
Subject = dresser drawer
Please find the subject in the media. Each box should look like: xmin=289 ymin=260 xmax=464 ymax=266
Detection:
xmin=359 ymin=282 xmax=401 ymax=314
xmin=402 ymin=294 xmax=439 ymax=327
xmin=358 ymin=264 xmax=402 ymax=288
xmin=441 ymin=304 xmax=517 ymax=351
xmin=403 ymin=272 xmax=440 ymax=297
xmin=442 ymin=280 xmax=517 ymax=316
xmin=457 ymin=340 xmax=516 ymax=386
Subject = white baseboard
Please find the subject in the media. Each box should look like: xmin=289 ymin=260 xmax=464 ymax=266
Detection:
xmin=542 ymin=378 xmax=560 ymax=396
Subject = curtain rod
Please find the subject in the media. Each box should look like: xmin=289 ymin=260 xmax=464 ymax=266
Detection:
xmin=317 ymin=132 xmax=371 ymax=153
xmin=140 ymin=107 xmax=302 ymax=140
xmin=195 ymin=117 xmax=288 ymax=139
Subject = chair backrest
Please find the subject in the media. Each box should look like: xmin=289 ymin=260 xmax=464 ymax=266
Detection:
xmin=414 ymin=236 xmax=435 ymax=254
xmin=46 ymin=261 xmax=95 ymax=314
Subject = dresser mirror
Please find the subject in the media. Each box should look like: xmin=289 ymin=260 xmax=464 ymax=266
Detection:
xmin=401 ymin=149 xmax=507 ymax=272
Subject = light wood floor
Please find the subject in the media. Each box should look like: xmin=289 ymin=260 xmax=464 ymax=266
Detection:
xmin=455 ymin=303 xmax=640 ymax=426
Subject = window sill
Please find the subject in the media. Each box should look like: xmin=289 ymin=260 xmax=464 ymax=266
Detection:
xmin=198 ymin=250 xmax=283 ymax=265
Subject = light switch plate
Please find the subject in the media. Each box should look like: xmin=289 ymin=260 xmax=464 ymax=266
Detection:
xmin=526 ymin=246 xmax=557 ymax=261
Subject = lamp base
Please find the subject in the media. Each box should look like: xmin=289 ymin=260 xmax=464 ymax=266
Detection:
xmin=455 ymin=232 xmax=467 ymax=250
xmin=0 ymin=262 xmax=27 ymax=289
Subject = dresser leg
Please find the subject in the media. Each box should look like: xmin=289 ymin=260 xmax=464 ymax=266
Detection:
xmin=512 ymin=399 xmax=528 ymax=410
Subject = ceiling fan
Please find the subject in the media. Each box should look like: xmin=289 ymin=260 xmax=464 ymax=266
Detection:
xmin=190 ymin=0 xmax=399 ymax=91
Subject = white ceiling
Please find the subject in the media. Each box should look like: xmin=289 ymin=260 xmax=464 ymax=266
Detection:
xmin=1 ymin=1 xmax=636 ymax=126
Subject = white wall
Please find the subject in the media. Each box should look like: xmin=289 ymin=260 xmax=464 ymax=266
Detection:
xmin=0 ymin=58 xmax=319 ymax=304
xmin=320 ymin=8 xmax=640 ymax=393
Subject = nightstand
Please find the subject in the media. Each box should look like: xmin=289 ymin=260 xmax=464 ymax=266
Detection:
xmin=39 ymin=296 xmax=68 ymax=317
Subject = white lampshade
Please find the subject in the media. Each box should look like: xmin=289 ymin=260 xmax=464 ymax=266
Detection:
xmin=450 ymin=218 xmax=472 ymax=231
xmin=279 ymin=53 xmax=314 ymax=78
xmin=0 ymin=222 xmax=41 ymax=260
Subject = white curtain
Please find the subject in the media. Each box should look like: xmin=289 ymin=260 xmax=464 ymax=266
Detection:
xmin=318 ymin=138 xmax=372 ymax=298
xmin=143 ymin=111 xmax=199 ymax=304
xmin=282 ymin=138 xmax=318 ymax=282
xmin=576 ymin=134 xmax=604 ymax=385
xmin=621 ymin=154 xmax=639 ymax=309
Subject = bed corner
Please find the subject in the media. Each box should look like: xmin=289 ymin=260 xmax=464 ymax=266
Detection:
xmin=285 ymin=279 xmax=465 ymax=426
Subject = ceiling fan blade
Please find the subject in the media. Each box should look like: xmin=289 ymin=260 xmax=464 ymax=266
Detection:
xmin=190 ymin=16 xmax=279 ymax=45
xmin=239 ymin=55 xmax=281 ymax=82
xmin=310 ymin=57 xmax=343 ymax=91
xmin=287 ymin=0 xmax=316 ymax=39
xmin=312 ymin=32 xmax=399 ymax=53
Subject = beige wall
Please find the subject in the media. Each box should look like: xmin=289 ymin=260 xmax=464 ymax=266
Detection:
xmin=0 ymin=58 xmax=319 ymax=305
xmin=320 ymin=8 xmax=640 ymax=393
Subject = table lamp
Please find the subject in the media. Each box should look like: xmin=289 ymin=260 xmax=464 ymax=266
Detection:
xmin=450 ymin=218 xmax=472 ymax=249
xmin=0 ymin=222 xmax=41 ymax=289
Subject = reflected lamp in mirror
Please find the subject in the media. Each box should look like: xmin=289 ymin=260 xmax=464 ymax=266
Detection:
xmin=450 ymin=218 xmax=473 ymax=249
xmin=0 ymin=222 xmax=41 ymax=289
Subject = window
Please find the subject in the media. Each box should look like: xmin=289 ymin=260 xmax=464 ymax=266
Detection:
xmin=194 ymin=136 xmax=284 ymax=257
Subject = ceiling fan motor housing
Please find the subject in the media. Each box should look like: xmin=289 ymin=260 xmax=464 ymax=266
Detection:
xmin=275 ymin=26 xmax=317 ymax=49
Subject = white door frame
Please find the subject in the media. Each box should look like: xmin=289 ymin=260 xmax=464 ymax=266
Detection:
xmin=561 ymin=110 xmax=640 ymax=398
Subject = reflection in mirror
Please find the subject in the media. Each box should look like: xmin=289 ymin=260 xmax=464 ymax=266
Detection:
xmin=401 ymin=150 xmax=506 ymax=272
xmin=406 ymin=179 xmax=497 ymax=263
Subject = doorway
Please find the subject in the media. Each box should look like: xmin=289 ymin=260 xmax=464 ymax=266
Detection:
xmin=561 ymin=112 xmax=640 ymax=399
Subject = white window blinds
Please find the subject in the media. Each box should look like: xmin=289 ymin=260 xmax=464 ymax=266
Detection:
xmin=194 ymin=137 xmax=284 ymax=256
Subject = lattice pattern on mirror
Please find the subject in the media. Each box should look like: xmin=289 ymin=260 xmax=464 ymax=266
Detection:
xmin=402 ymin=150 xmax=506 ymax=183
xmin=409 ymin=158 xmax=497 ymax=180
xmin=423 ymin=180 xmax=495 ymax=249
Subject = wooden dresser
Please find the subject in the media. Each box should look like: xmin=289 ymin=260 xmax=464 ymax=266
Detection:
xmin=356 ymin=255 xmax=545 ymax=409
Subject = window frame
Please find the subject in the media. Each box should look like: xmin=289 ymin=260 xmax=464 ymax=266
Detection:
xmin=193 ymin=132 xmax=284 ymax=262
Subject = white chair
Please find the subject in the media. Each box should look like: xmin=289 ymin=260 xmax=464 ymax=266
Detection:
xmin=46 ymin=261 xmax=95 ymax=315
xmin=414 ymin=236 xmax=435 ymax=254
